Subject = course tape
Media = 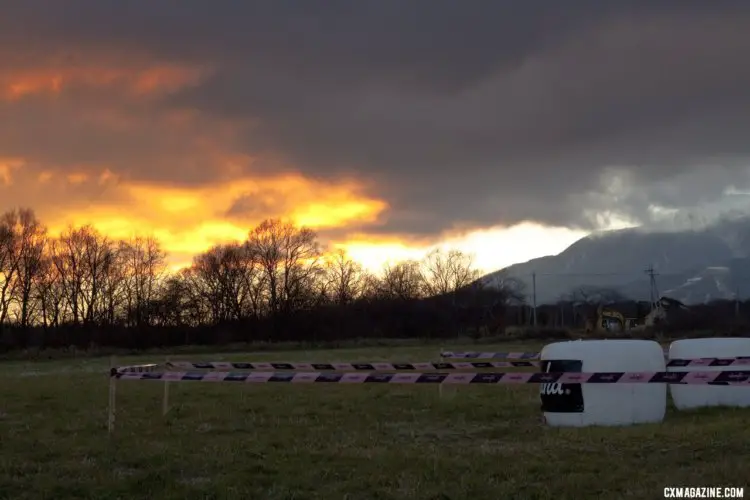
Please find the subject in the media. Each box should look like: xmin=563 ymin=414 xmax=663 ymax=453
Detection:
xmin=667 ymin=358 xmax=750 ymax=367
xmin=165 ymin=358 xmax=750 ymax=370
xmin=112 ymin=370 xmax=750 ymax=385
xmin=440 ymin=351 xmax=750 ymax=364
xmin=115 ymin=364 xmax=160 ymax=373
xmin=165 ymin=361 xmax=539 ymax=370
xmin=441 ymin=351 xmax=541 ymax=359
xmin=441 ymin=350 xmax=670 ymax=359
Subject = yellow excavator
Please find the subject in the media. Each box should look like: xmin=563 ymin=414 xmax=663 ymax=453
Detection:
xmin=585 ymin=297 xmax=686 ymax=333
xmin=585 ymin=305 xmax=639 ymax=333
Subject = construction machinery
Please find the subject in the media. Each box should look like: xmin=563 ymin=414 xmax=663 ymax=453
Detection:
xmin=585 ymin=306 xmax=639 ymax=333
xmin=585 ymin=296 xmax=688 ymax=333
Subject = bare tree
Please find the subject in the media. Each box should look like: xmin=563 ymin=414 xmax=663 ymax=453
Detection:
xmin=34 ymin=254 xmax=65 ymax=328
xmin=191 ymin=244 xmax=237 ymax=323
xmin=358 ymin=270 xmax=383 ymax=301
xmin=10 ymin=209 xmax=48 ymax=327
xmin=247 ymin=219 xmax=321 ymax=317
xmin=99 ymin=246 xmax=127 ymax=326
xmin=446 ymin=277 xmax=526 ymax=338
xmin=80 ymin=227 xmax=116 ymax=325
xmin=51 ymin=228 xmax=83 ymax=325
xmin=121 ymin=236 xmax=166 ymax=326
xmin=190 ymin=247 xmax=227 ymax=324
xmin=493 ymin=276 xmax=527 ymax=305
xmin=51 ymin=225 xmax=116 ymax=325
xmin=1 ymin=205 xmax=682 ymax=349
xmin=324 ymin=249 xmax=364 ymax=306
xmin=239 ymin=242 xmax=266 ymax=320
xmin=159 ymin=270 xmax=207 ymax=327
xmin=421 ymin=249 xmax=480 ymax=298
xmin=0 ymin=210 xmax=21 ymax=325
xmin=378 ymin=260 xmax=425 ymax=301
xmin=184 ymin=242 xmax=263 ymax=325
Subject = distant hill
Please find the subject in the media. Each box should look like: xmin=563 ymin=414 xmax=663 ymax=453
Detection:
xmin=481 ymin=216 xmax=750 ymax=305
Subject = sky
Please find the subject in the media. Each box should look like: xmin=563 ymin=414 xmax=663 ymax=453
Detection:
xmin=2 ymin=1 xmax=750 ymax=274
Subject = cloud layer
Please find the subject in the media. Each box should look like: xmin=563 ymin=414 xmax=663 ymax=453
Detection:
xmin=2 ymin=1 xmax=750 ymax=254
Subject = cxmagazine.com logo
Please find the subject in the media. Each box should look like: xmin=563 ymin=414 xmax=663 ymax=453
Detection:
xmin=664 ymin=487 xmax=744 ymax=498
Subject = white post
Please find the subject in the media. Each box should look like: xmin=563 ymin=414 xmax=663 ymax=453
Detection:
xmin=438 ymin=346 xmax=456 ymax=400
xmin=162 ymin=356 xmax=170 ymax=417
xmin=108 ymin=356 xmax=116 ymax=435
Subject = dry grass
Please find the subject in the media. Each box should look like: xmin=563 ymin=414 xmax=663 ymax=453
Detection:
xmin=0 ymin=342 xmax=748 ymax=499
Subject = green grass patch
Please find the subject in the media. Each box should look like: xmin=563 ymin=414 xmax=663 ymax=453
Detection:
xmin=0 ymin=343 xmax=747 ymax=499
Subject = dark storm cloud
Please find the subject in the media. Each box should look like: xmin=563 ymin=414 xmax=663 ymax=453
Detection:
xmin=2 ymin=0 xmax=750 ymax=235
xmin=0 ymin=98 xmax=236 ymax=185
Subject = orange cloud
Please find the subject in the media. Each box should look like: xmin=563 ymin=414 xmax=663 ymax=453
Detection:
xmin=2 ymin=63 xmax=210 ymax=101
xmin=0 ymin=159 xmax=586 ymax=276
xmin=0 ymin=54 xmax=587 ymax=277
xmin=66 ymin=172 xmax=88 ymax=184
xmin=33 ymin=167 xmax=387 ymax=269
xmin=0 ymin=157 xmax=24 ymax=186
xmin=335 ymin=238 xmax=426 ymax=270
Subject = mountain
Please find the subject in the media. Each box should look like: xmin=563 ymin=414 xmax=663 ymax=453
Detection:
xmin=482 ymin=216 xmax=750 ymax=305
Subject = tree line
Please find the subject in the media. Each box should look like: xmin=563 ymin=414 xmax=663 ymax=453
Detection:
xmin=0 ymin=208 xmax=523 ymax=351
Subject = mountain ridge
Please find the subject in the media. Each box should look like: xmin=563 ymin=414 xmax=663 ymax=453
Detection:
xmin=481 ymin=215 xmax=750 ymax=305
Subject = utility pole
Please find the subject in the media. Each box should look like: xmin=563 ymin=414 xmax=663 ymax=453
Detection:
xmin=644 ymin=265 xmax=659 ymax=311
xmin=736 ymin=286 xmax=740 ymax=318
xmin=532 ymin=272 xmax=537 ymax=327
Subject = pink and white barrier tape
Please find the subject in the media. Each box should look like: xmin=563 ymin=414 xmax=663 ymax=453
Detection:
xmin=115 ymin=364 xmax=160 ymax=373
xmin=166 ymin=361 xmax=539 ymax=370
xmin=112 ymin=370 xmax=750 ymax=385
xmin=441 ymin=350 xmax=669 ymax=359
xmin=164 ymin=358 xmax=750 ymax=370
xmin=439 ymin=351 xmax=750 ymax=363
xmin=441 ymin=351 xmax=541 ymax=359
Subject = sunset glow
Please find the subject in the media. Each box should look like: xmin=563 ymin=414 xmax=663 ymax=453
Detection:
xmin=0 ymin=46 xmax=595 ymax=277
xmin=0 ymin=153 xmax=584 ymax=274
xmin=338 ymin=223 xmax=587 ymax=274
xmin=28 ymin=168 xmax=389 ymax=270
xmin=2 ymin=63 xmax=211 ymax=101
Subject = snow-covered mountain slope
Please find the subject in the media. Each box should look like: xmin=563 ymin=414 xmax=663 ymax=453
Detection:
xmin=481 ymin=217 xmax=750 ymax=305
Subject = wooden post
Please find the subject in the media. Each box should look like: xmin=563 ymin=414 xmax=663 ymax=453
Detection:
xmin=162 ymin=356 xmax=170 ymax=417
xmin=437 ymin=347 xmax=443 ymax=399
xmin=108 ymin=356 xmax=116 ymax=435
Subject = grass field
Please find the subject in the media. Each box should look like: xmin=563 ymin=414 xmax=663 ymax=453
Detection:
xmin=1 ymin=342 xmax=748 ymax=499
